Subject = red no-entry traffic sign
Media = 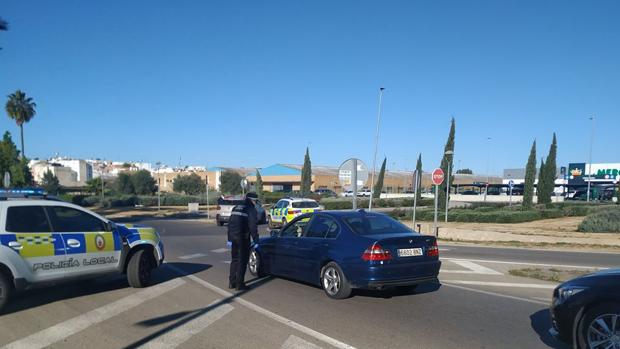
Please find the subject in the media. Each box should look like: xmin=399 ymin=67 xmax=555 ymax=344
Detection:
xmin=432 ymin=168 xmax=445 ymax=186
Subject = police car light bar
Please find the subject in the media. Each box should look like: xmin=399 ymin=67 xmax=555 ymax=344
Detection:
xmin=0 ymin=188 xmax=47 ymax=198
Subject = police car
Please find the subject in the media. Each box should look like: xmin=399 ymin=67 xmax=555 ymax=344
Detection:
xmin=267 ymin=197 xmax=322 ymax=228
xmin=0 ymin=189 xmax=164 ymax=313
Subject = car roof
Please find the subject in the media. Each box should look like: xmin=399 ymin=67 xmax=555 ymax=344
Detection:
xmin=318 ymin=209 xmax=386 ymax=218
xmin=282 ymin=197 xmax=317 ymax=202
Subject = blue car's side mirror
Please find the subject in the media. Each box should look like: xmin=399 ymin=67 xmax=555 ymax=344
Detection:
xmin=270 ymin=230 xmax=279 ymax=237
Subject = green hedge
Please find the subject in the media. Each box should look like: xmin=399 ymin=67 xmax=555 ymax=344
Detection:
xmin=320 ymin=198 xmax=434 ymax=210
xmin=578 ymin=207 xmax=620 ymax=233
xmin=390 ymin=207 xmax=576 ymax=224
xmin=67 ymin=193 xmax=222 ymax=208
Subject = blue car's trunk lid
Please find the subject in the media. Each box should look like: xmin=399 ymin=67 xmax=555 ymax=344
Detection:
xmin=364 ymin=233 xmax=438 ymax=262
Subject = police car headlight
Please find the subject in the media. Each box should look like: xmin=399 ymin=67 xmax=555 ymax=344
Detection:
xmin=557 ymin=286 xmax=586 ymax=303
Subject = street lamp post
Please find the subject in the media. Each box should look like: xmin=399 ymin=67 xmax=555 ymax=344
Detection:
xmin=444 ymin=150 xmax=454 ymax=223
xmin=484 ymin=137 xmax=491 ymax=202
xmin=587 ymin=116 xmax=595 ymax=202
xmin=369 ymin=87 xmax=385 ymax=210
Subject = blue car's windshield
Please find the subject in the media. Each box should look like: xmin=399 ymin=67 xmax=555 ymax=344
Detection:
xmin=343 ymin=214 xmax=412 ymax=235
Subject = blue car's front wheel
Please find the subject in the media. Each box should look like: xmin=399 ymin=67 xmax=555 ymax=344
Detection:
xmin=248 ymin=249 xmax=265 ymax=277
xmin=321 ymin=262 xmax=352 ymax=299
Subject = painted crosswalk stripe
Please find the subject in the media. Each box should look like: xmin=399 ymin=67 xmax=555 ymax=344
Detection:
xmin=165 ymin=264 xmax=356 ymax=349
xmin=2 ymin=278 xmax=185 ymax=349
xmin=137 ymin=300 xmax=233 ymax=349
xmin=281 ymin=335 xmax=323 ymax=349
xmin=178 ymin=253 xmax=207 ymax=260
xmin=442 ymin=280 xmax=556 ymax=289
xmin=441 ymin=260 xmax=502 ymax=275
xmin=211 ymin=248 xmax=229 ymax=253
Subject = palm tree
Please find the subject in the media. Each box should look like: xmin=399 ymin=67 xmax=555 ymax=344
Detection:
xmin=5 ymin=90 xmax=37 ymax=159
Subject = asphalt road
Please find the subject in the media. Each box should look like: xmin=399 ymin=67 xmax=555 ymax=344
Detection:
xmin=1 ymin=219 xmax=617 ymax=349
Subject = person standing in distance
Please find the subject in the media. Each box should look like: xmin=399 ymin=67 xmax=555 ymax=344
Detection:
xmin=227 ymin=192 xmax=259 ymax=291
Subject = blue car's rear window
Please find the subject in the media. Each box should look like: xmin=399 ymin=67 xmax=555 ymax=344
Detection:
xmin=343 ymin=214 xmax=412 ymax=235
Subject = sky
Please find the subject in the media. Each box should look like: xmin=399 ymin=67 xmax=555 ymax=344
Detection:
xmin=1 ymin=0 xmax=619 ymax=175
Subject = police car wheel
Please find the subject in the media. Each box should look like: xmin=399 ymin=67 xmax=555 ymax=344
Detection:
xmin=127 ymin=249 xmax=153 ymax=288
xmin=0 ymin=272 xmax=11 ymax=312
xmin=216 ymin=215 xmax=224 ymax=226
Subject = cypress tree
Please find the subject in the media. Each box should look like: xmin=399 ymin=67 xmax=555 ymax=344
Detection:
xmin=437 ymin=118 xmax=455 ymax=210
xmin=255 ymin=169 xmax=264 ymax=202
xmin=540 ymin=133 xmax=557 ymax=205
xmin=523 ymin=140 xmax=537 ymax=210
xmin=415 ymin=154 xmax=423 ymax=201
xmin=300 ymin=147 xmax=312 ymax=197
xmin=537 ymin=158 xmax=546 ymax=205
xmin=373 ymin=157 xmax=386 ymax=199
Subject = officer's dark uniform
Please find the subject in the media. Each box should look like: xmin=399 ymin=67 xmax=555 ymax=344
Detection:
xmin=227 ymin=197 xmax=258 ymax=290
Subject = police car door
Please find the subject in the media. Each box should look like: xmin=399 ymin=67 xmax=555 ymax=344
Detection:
xmin=46 ymin=205 xmax=122 ymax=277
xmin=272 ymin=201 xmax=284 ymax=222
xmin=1 ymin=204 xmax=67 ymax=282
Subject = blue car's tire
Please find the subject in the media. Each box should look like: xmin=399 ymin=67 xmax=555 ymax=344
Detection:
xmin=248 ymin=249 xmax=265 ymax=278
xmin=321 ymin=262 xmax=351 ymax=299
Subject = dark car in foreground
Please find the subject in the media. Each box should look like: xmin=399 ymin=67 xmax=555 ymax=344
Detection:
xmin=549 ymin=269 xmax=620 ymax=348
xmin=249 ymin=210 xmax=441 ymax=299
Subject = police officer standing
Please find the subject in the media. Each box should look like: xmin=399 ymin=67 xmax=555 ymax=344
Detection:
xmin=227 ymin=192 xmax=259 ymax=291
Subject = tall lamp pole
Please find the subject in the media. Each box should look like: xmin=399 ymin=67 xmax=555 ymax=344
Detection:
xmin=587 ymin=116 xmax=595 ymax=202
xmin=369 ymin=87 xmax=385 ymax=210
xmin=484 ymin=137 xmax=491 ymax=202
xmin=444 ymin=150 xmax=454 ymax=222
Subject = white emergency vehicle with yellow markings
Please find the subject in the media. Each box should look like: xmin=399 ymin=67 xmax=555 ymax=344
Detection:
xmin=0 ymin=189 xmax=164 ymax=313
xmin=268 ymin=197 xmax=322 ymax=228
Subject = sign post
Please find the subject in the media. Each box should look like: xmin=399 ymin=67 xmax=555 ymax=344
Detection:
xmin=431 ymin=168 xmax=445 ymax=237
xmin=412 ymin=170 xmax=419 ymax=231
xmin=205 ymin=174 xmax=210 ymax=219
xmin=338 ymin=158 xmax=369 ymax=210
xmin=508 ymin=180 xmax=514 ymax=207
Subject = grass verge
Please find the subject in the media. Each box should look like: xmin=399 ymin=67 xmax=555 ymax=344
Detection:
xmin=509 ymin=267 xmax=594 ymax=283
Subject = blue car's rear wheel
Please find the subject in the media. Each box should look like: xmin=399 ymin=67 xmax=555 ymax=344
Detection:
xmin=321 ymin=262 xmax=351 ymax=299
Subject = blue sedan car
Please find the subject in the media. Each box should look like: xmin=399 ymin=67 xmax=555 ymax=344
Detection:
xmin=248 ymin=210 xmax=441 ymax=299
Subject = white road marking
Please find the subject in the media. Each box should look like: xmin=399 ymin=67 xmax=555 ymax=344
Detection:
xmin=222 ymin=261 xmax=231 ymax=264
xmin=211 ymin=248 xmax=229 ymax=253
xmin=441 ymin=260 xmax=502 ymax=275
xmin=165 ymin=264 xmax=357 ymax=349
xmin=2 ymin=278 xmax=185 ymax=349
xmin=443 ymin=257 xmax=606 ymax=270
xmin=532 ymin=296 xmax=552 ymax=302
xmin=137 ymin=300 xmax=233 ymax=349
xmin=281 ymin=335 xmax=323 ymax=349
xmin=178 ymin=253 xmax=207 ymax=260
xmin=438 ymin=248 xmax=451 ymax=252
xmin=442 ymin=280 xmax=556 ymax=289
xmin=442 ymin=283 xmax=549 ymax=305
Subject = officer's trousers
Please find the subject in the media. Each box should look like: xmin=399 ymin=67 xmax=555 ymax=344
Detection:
xmin=229 ymin=238 xmax=250 ymax=287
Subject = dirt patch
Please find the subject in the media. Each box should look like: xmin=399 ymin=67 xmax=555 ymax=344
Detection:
xmin=509 ymin=267 xmax=594 ymax=283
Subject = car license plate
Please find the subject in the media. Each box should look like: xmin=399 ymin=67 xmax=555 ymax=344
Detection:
xmin=397 ymin=248 xmax=423 ymax=257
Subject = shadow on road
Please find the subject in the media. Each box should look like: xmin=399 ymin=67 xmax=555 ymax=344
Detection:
xmin=123 ymin=273 xmax=275 ymax=349
xmin=2 ymin=262 xmax=211 ymax=316
xmin=530 ymin=309 xmax=570 ymax=349
xmin=355 ymin=282 xmax=442 ymax=299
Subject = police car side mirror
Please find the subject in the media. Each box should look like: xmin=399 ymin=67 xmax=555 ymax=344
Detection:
xmin=105 ymin=221 xmax=117 ymax=232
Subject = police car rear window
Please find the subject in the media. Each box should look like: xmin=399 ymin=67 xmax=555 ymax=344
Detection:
xmin=292 ymin=201 xmax=319 ymax=208
xmin=6 ymin=206 xmax=52 ymax=233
